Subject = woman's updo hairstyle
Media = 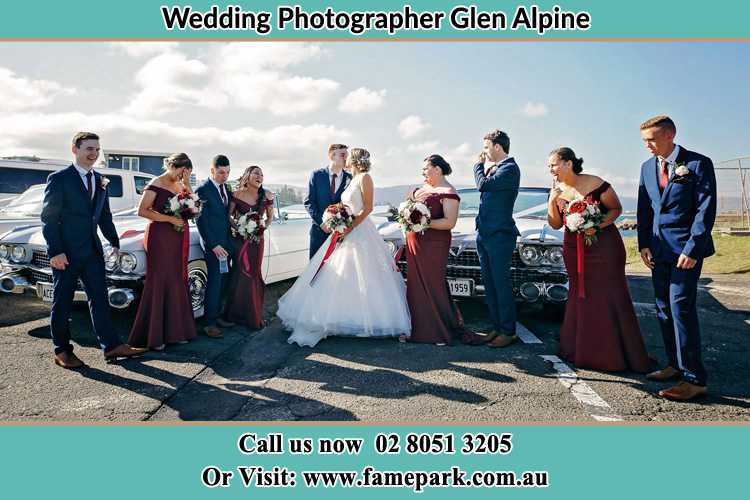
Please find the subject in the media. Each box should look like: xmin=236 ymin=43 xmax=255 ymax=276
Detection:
xmin=164 ymin=152 xmax=193 ymax=171
xmin=424 ymin=154 xmax=452 ymax=175
xmin=550 ymin=147 xmax=584 ymax=174
xmin=348 ymin=148 xmax=372 ymax=172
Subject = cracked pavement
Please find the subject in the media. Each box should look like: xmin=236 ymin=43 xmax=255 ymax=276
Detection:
xmin=1 ymin=274 xmax=749 ymax=422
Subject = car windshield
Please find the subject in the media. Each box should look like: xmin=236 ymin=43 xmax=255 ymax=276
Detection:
xmin=0 ymin=184 xmax=45 ymax=216
xmin=458 ymin=187 xmax=550 ymax=220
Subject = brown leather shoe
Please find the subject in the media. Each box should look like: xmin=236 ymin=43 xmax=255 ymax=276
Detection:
xmin=54 ymin=351 xmax=85 ymax=369
xmin=216 ymin=318 xmax=235 ymax=328
xmin=104 ymin=344 xmax=148 ymax=360
xmin=461 ymin=331 xmax=497 ymax=346
xmin=488 ymin=334 xmax=518 ymax=348
xmin=203 ymin=325 xmax=224 ymax=338
xmin=646 ymin=366 xmax=681 ymax=381
xmin=658 ymin=381 xmax=708 ymax=401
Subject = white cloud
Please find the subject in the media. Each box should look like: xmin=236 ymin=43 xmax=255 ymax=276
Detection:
xmin=110 ymin=42 xmax=180 ymax=58
xmin=122 ymin=43 xmax=340 ymax=119
xmin=0 ymin=67 xmax=76 ymax=112
xmin=406 ymin=141 xmax=440 ymax=153
xmin=397 ymin=115 xmax=431 ymax=139
xmin=521 ymin=101 xmax=549 ymax=118
xmin=0 ymin=111 xmax=350 ymax=183
xmin=338 ymin=87 xmax=386 ymax=113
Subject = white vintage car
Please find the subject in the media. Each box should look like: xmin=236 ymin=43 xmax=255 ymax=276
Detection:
xmin=380 ymin=187 xmax=569 ymax=308
xmin=0 ymin=201 xmax=311 ymax=317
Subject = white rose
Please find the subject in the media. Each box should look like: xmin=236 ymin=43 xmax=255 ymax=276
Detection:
xmin=169 ymin=197 xmax=181 ymax=212
xmin=675 ymin=165 xmax=690 ymax=176
xmin=398 ymin=201 xmax=409 ymax=212
xmin=565 ymin=213 xmax=585 ymax=232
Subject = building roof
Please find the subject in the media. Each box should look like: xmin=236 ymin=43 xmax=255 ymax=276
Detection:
xmin=104 ymin=149 xmax=172 ymax=157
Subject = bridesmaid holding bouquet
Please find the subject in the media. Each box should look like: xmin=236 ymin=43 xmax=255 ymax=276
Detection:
xmin=224 ymin=166 xmax=275 ymax=330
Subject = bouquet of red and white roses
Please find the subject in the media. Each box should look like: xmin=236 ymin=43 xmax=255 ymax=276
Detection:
xmin=165 ymin=190 xmax=202 ymax=232
xmin=563 ymin=196 xmax=604 ymax=245
xmin=234 ymin=211 xmax=265 ymax=243
xmin=322 ymin=203 xmax=354 ymax=234
xmin=396 ymin=199 xmax=431 ymax=234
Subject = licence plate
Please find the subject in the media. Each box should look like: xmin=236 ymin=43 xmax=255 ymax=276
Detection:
xmin=37 ymin=283 xmax=54 ymax=302
xmin=448 ymin=278 xmax=473 ymax=297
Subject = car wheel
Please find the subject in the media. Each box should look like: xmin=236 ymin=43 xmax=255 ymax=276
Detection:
xmin=188 ymin=260 xmax=208 ymax=318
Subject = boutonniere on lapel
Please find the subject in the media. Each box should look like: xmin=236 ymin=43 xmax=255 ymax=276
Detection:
xmin=100 ymin=176 xmax=110 ymax=190
xmin=672 ymin=163 xmax=691 ymax=184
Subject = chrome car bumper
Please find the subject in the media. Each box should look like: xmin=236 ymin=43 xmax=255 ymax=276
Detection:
xmin=0 ymin=272 xmax=138 ymax=309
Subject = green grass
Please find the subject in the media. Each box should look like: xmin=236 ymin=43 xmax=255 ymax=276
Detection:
xmin=623 ymin=235 xmax=750 ymax=274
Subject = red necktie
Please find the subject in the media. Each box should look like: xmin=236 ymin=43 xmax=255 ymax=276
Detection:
xmin=330 ymin=173 xmax=337 ymax=195
xmin=658 ymin=159 xmax=669 ymax=192
xmin=220 ymin=183 xmax=228 ymax=206
xmin=85 ymin=171 xmax=93 ymax=201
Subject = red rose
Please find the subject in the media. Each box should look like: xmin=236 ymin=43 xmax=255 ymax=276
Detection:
xmin=409 ymin=209 xmax=422 ymax=224
xmin=568 ymin=200 xmax=587 ymax=214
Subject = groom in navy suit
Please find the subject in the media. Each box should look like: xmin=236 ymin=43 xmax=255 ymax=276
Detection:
xmin=304 ymin=144 xmax=352 ymax=258
xmin=41 ymin=132 xmax=145 ymax=368
xmin=474 ymin=130 xmax=521 ymax=348
xmin=637 ymin=115 xmax=717 ymax=401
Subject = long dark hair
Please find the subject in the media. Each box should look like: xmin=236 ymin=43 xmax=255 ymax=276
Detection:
xmin=238 ymin=165 xmax=266 ymax=212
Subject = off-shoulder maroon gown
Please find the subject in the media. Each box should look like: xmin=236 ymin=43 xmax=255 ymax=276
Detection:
xmin=406 ymin=191 xmax=472 ymax=345
xmin=558 ymin=181 xmax=651 ymax=373
xmin=225 ymin=197 xmax=272 ymax=329
xmin=128 ymin=185 xmax=197 ymax=348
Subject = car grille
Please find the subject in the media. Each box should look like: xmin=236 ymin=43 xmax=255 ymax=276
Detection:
xmin=32 ymin=249 xmax=50 ymax=268
xmin=396 ymin=247 xmax=567 ymax=292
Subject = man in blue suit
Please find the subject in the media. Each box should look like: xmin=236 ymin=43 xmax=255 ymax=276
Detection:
xmin=637 ymin=115 xmax=717 ymax=401
xmin=196 ymin=155 xmax=235 ymax=338
xmin=41 ymin=132 xmax=146 ymax=368
xmin=304 ymin=144 xmax=352 ymax=258
xmin=474 ymin=129 xmax=521 ymax=348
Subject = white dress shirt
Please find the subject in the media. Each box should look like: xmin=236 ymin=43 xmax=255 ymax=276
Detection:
xmin=658 ymin=144 xmax=681 ymax=176
xmin=74 ymin=163 xmax=95 ymax=200
xmin=211 ymin=178 xmax=228 ymax=205
xmin=327 ymin=166 xmax=344 ymax=193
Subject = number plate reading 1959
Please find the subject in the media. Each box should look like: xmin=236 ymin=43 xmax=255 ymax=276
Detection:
xmin=37 ymin=283 xmax=54 ymax=302
xmin=447 ymin=278 xmax=473 ymax=297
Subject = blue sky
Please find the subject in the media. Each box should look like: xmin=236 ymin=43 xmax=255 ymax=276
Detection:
xmin=0 ymin=42 xmax=747 ymax=196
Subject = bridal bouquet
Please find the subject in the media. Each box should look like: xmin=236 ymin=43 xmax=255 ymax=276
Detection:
xmin=322 ymin=203 xmax=354 ymax=234
xmin=165 ymin=190 xmax=202 ymax=232
xmin=396 ymin=199 xmax=431 ymax=234
xmin=234 ymin=211 xmax=265 ymax=243
xmin=563 ymin=196 xmax=604 ymax=245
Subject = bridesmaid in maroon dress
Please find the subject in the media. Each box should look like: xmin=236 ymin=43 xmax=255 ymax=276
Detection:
xmin=405 ymin=155 xmax=485 ymax=346
xmin=546 ymin=147 xmax=652 ymax=373
xmin=128 ymin=153 xmax=198 ymax=350
xmin=225 ymin=166 xmax=275 ymax=330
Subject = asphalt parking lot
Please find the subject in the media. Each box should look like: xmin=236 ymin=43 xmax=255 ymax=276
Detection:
xmin=1 ymin=273 xmax=749 ymax=422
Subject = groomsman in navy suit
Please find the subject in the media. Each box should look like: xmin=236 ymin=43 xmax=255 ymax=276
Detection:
xmin=41 ymin=132 xmax=146 ymax=368
xmin=637 ymin=115 xmax=717 ymax=401
xmin=196 ymin=154 xmax=235 ymax=338
xmin=304 ymin=144 xmax=352 ymax=258
xmin=474 ymin=130 xmax=521 ymax=348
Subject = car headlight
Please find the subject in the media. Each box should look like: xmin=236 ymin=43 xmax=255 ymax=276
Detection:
xmin=545 ymin=246 xmax=564 ymax=267
xmin=104 ymin=247 xmax=118 ymax=271
xmin=119 ymin=253 xmax=137 ymax=273
xmin=519 ymin=244 xmax=541 ymax=266
xmin=385 ymin=240 xmax=398 ymax=256
xmin=0 ymin=244 xmax=8 ymax=261
xmin=10 ymin=245 xmax=26 ymax=263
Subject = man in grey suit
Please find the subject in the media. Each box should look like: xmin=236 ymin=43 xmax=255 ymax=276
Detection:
xmin=474 ymin=129 xmax=521 ymax=348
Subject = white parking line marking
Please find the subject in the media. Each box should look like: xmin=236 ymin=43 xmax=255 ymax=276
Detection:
xmin=540 ymin=355 xmax=624 ymax=422
xmin=516 ymin=322 xmax=543 ymax=344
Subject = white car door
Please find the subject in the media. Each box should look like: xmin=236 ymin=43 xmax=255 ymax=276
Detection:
xmin=263 ymin=202 xmax=311 ymax=283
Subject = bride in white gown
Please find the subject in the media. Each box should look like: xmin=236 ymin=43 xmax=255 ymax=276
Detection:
xmin=277 ymin=148 xmax=412 ymax=347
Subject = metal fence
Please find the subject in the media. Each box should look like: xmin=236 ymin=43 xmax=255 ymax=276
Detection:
xmin=715 ymin=156 xmax=750 ymax=232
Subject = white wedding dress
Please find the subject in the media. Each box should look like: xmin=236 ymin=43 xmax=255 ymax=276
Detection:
xmin=277 ymin=174 xmax=412 ymax=347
